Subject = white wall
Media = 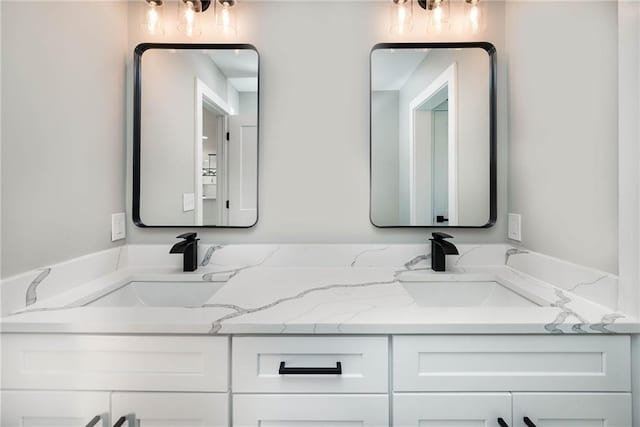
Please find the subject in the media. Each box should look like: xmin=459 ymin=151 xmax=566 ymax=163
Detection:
xmin=1 ymin=1 xmax=128 ymax=278
xmin=239 ymin=92 xmax=258 ymax=115
xmin=371 ymin=90 xmax=400 ymax=225
xmin=506 ymin=1 xmax=619 ymax=274
xmin=127 ymin=1 xmax=508 ymax=245
xmin=618 ymin=0 xmax=640 ymax=320
xmin=2 ymin=1 xmax=621 ymax=280
xmin=633 ymin=335 xmax=640 ymax=427
xmin=139 ymin=50 xmax=239 ymax=225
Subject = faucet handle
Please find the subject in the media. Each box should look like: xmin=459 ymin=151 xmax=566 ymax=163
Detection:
xmin=431 ymin=232 xmax=454 ymax=241
xmin=176 ymin=232 xmax=198 ymax=241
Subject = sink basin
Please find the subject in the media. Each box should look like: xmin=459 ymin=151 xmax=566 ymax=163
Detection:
xmin=85 ymin=281 xmax=224 ymax=307
xmin=401 ymin=280 xmax=539 ymax=307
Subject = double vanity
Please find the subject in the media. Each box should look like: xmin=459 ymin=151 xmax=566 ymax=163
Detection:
xmin=1 ymin=242 xmax=636 ymax=426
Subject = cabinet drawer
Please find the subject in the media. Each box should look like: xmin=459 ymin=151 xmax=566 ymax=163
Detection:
xmin=232 ymin=336 xmax=388 ymax=393
xmin=111 ymin=392 xmax=228 ymax=427
xmin=233 ymin=394 xmax=388 ymax=426
xmin=393 ymin=335 xmax=630 ymax=392
xmin=2 ymin=334 xmax=229 ymax=392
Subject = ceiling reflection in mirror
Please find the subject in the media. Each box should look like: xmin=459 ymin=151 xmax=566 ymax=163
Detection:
xmin=135 ymin=45 xmax=258 ymax=227
xmin=370 ymin=44 xmax=495 ymax=228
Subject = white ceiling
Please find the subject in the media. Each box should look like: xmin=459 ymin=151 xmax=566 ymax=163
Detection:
xmin=229 ymin=77 xmax=258 ymax=92
xmin=208 ymin=50 xmax=258 ymax=92
xmin=371 ymin=49 xmax=429 ymax=91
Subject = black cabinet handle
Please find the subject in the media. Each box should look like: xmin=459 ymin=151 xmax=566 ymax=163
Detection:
xmin=497 ymin=418 xmax=509 ymax=427
xmin=86 ymin=415 xmax=102 ymax=427
xmin=279 ymin=361 xmax=342 ymax=375
xmin=523 ymin=417 xmax=537 ymax=427
xmin=113 ymin=417 xmax=127 ymax=427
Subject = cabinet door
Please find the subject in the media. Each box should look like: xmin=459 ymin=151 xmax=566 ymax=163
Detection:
xmin=1 ymin=391 xmax=109 ymax=427
xmin=233 ymin=394 xmax=389 ymax=427
xmin=111 ymin=392 xmax=228 ymax=427
xmin=394 ymin=393 xmax=512 ymax=427
xmin=512 ymin=393 xmax=632 ymax=427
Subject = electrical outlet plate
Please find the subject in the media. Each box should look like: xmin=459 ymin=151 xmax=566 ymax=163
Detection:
xmin=111 ymin=213 xmax=126 ymax=241
xmin=183 ymin=193 xmax=195 ymax=212
xmin=508 ymin=213 xmax=522 ymax=241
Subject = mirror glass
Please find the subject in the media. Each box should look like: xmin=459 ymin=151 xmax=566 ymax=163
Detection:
xmin=370 ymin=44 xmax=495 ymax=227
xmin=134 ymin=45 xmax=259 ymax=227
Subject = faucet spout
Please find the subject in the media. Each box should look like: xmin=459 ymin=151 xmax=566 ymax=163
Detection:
xmin=170 ymin=233 xmax=199 ymax=272
xmin=429 ymin=232 xmax=459 ymax=272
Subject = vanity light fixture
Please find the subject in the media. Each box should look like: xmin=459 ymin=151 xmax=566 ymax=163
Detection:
xmin=142 ymin=0 xmax=165 ymax=36
xmin=215 ymin=0 xmax=238 ymax=36
xmin=177 ymin=0 xmax=211 ymax=37
xmin=390 ymin=0 xmax=413 ymax=35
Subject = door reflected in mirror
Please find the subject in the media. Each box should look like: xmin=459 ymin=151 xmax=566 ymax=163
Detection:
xmin=134 ymin=44 xmax=259 ymax=227
xmin=370 ymin=43 xmax=496 ymax=228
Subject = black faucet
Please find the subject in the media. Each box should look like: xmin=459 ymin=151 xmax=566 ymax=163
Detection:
xmin=429 ymin=232 xmax=459 ymax=272
xmin=170 ymin=232 xmax=199 ymax=272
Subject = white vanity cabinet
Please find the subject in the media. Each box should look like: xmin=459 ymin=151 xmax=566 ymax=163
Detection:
xmin=233 ymin=394 xmax=389 ymax=426
xmin=231 ymin=336 xmax=390 ymax=427
xmin=0 ymin=391 xmax=229 ymax=427
xmin=393 ymin=335 xmax=631 ymax=392
xmin=0 ymin=334 xmax=634 ymax=427
xmin=1 ymin=334 xmax=230 ymax=427
xmin=232 ymin=336 xmax=388 ymax=393
xmin=393 ymin=336 xmax=632 ymax=427
xmin=512 ymin=393 xmax=632 ymax=426
xmin=393 ymin=393 xmax=632 ymax=426
xmin=1 ymin=334 xmax=229 ymax=391
xmin=111 ymin=392 xmax=228 ymax=427
xmin=393 ymin=393 xmax=513 ymax=426
xmin=1 ymin=391 xmax=110 ymax=427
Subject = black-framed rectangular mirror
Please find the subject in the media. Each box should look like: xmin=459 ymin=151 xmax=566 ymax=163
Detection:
xmin=370 ymin=42 xmax=496 ymax=228
xmin=133 ymin=43 xmax=259 ymax=228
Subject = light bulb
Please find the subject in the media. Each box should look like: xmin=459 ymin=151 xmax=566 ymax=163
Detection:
xmin=433 ymin=4 xmax=443 ymax=30
xmin=427 ymin=0 xmax=449 ymax=33
xmin=142 ymin=0 xmax=164 ymax=36
xmin=216 ymin=0 xmax=238 ymax=36
xmin=465 ymin=0 xmax=484 ymax=34
xmin=177 ymin=0 xmax=202 ymax=37
xmin=390 ymin=0 xmax=412 ymax=35
xmin=185 ymin=3 xmax=195 ymax=35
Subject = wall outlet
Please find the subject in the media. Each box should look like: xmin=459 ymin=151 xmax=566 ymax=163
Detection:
xmin=111 ymin=213 xmax=126 ymax=241
xmin=183 ymin=193 xmax=195 ymax=212
xmin=508 ymin=213 xmax=522 ymax=241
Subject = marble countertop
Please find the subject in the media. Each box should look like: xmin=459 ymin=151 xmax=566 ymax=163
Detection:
xmin=2 ymin=244 xmax=637 ymax=335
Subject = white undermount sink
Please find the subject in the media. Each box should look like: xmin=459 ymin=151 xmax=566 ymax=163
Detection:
xmin=398 ymin=271 xmax=542 ymax=307
xmin=85 ymin=281 xmax=224 ymax=307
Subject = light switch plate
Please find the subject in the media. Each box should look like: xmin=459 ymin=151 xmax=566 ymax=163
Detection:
xmin=508 ymin=213 xmax=522 ymax=241
xmin=111 ymin=213 xmax=126 ymax=241
xmin=183 ymin=193 xmax=195 ymax=212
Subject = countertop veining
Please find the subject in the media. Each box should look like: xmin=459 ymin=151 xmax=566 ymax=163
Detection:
xmin=2 ymin=244 xmax=636 ymax=335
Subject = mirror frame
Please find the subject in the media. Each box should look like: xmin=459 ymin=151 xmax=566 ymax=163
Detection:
xmin=132 ymin=43 xmax=260 ymax=228
xmin=369 ymin=42 xmax=497 ymax=229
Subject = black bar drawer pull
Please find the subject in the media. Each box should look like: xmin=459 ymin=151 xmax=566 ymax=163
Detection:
xmin=86 ymin=415 xmax=102 ymax=427
xmin=497 ymin=418 xmax=509 ymax=427
xmin=113 ymin=417 xmax=127 ymax=427
xmin=523 ymin=417 xmax=537 ymax=427
xmin=279 ymin=361 xmax=342 ymax=375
